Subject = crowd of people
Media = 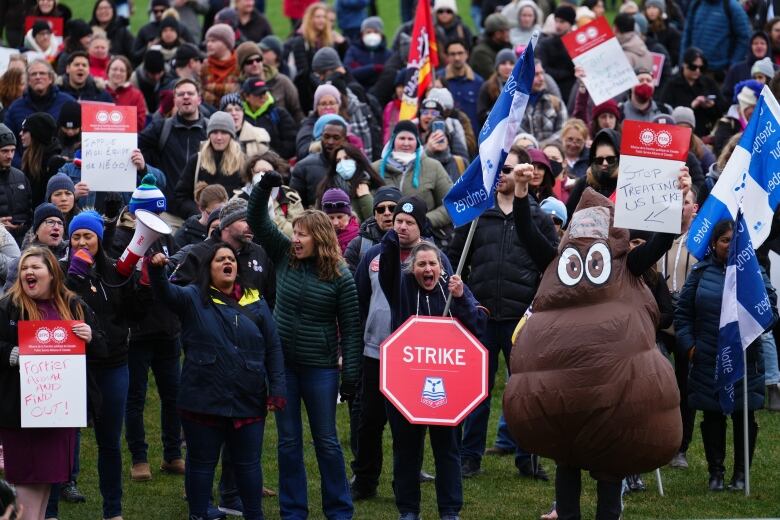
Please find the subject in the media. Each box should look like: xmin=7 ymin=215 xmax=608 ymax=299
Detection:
xmin=0 ymin=0 xmax=778 ymax=519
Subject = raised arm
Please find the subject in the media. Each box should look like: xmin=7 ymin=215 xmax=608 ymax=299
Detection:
xmin=512 ymin=164 xmax=558 ymax=271
xmin=246 ymin=173 xmax=292 ymax=266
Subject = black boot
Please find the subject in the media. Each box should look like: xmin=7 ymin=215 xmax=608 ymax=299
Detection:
xmin=700 ymin=415 xmax=726 ymax=491
xmin=595 ymin=479 xmax=623 ymax=520
xmin=729 ymin=412 xmax=758 ymax=491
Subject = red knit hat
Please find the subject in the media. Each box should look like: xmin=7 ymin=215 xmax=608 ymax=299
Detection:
xmin=592 ymin=100 xmax=620 ymax=120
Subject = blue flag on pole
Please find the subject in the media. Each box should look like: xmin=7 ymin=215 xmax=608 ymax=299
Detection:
xmin=687 ymin=86 xmax=780 ymax=258
xmin=443 ymin=39 xmax=536 ymax=228
xmin=716 ymin=212 xmax=774 ymax=414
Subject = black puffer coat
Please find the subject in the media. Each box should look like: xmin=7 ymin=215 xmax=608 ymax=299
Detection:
xmin=0 ymin=165 xmax=32 ymax=243
xmin=447 ymin=197 xmax=558 ymax=320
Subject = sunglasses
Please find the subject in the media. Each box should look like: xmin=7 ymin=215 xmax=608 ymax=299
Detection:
xmin=438 ymin=8 xmax=454 ymax=13
xmin=245 ymin=56 xmax=263 ymax=65
xmin=375 ymin=204 xmax=397 ymax=214
xmin=686 ymin=64 xmax=704 ymax=71
xmin=323 ymin=201 xmax=351 ymax=210
xmin=501 ymin=165 xmax=514 ymax=174
xmin=593 ymin=155 xmax=618 ymax=165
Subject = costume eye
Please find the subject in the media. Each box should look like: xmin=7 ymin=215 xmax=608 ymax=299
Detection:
xmin=585 ymin=242 xmax=611 ymax=285
xmin=557 ymin=247 xmax=583 ymax=286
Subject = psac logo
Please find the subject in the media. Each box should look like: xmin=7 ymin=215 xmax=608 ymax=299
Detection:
xmin=639 ymin=128 xmax=672 ymax=148
xmin=574 ymin=26 xmax=600 ymax=45
xmin=35 ymin=326 xmax=68 ymax=344
xmin=95 ymin=110 xmax=124 ymax=124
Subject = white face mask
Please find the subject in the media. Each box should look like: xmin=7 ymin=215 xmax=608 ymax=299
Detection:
xmin=362 ymin=32 xmax=382 ymax=48
xmin=392 ymin=150 xmax=416 ymax=164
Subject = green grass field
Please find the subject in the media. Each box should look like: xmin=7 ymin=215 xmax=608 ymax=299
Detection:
xmin=49 ymin=355 xmax=780 ymax=520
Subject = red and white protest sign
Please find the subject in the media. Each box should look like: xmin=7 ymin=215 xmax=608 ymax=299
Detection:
xmin=614 ymin=120 xmax=692 ymax=233
xmin=562 ymin=17 xmax=638 ymax=106
xmin=81 ymin=104 xmax=137 ymax=192
xmin=380 ymin=316 xmax=488 ymax=426
xmin=24 ymin=16 xmax=65 ymax=36
xmin=650 ymin=52 xmax=665 ymax=87
xmin=18 ymin=321 xmax=86 ymax=428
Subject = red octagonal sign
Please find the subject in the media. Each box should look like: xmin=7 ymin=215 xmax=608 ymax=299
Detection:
xmin=380 ymin=316 xmax=488 ymax=426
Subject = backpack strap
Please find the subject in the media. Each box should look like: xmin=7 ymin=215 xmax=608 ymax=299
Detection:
xmin=159 ymin=117 xmax=175 ymax=153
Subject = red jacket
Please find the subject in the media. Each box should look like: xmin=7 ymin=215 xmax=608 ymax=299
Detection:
xmin=106 ymin=83 xmax=148 ymax=130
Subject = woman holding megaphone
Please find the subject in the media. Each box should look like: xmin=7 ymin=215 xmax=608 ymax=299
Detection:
xmin=53 ymin=211 xmax=147 ymax=520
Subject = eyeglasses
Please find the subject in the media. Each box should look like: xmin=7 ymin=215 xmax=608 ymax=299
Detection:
xmin=593 ymin=155 xmax=618 ymax=165
xmin=564 ymin=137 xmax=585 ymax=145
xmin=245 ymin=56 xmax=262 ymax=65
xmin=322 ymin=201 xmax=351 ymax=210
xmin=501 ymin=165 xmax=514 ymax=174
xmin=318 ymin=100 xmax=339 ymax=107
xmin=42 ymin=219 xmax=63 ymax=228
xmin=686 ymin=63 xmax=704 ymax=71
xmin=375 ymin=204 xmax=397 ymax=214
xmin=421 ymin=109 xmax=440 ymax=117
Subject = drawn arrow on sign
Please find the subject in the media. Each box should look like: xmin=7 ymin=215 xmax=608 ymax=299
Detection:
xmin=644 ymin=206 xmax=669 ymax=223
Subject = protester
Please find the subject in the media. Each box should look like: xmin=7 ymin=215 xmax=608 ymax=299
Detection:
xmin=106 ymin=56 xmax=148 ymax=130
xmin=148 ymin=242 xmax=285 ymax=520
xmin=20 ymin=112 xmax=62 ymax=207
xmin=0 ymin=247 xmax=100 ymax=520
xmin=90 ymin=0 xmax=134 ymax=61
xmin=249 ymin=171 xmax=360 ymax=520
xmin=379 ymin=198 xmax=486 ymax=520
xmin=315 ymin=143 xmax=384 ymax=222
xmin=675 ymin=219 xmax=777 ymax=491
xmin=201 ymin=23 xmax=240 ymax=108
xmin=174 ymin=184 xmax=229 ymax=250
xmin=0 ymin=124 xmax=32 ymax=245
xmin=470 ymin=13 xmax=512 ymax=80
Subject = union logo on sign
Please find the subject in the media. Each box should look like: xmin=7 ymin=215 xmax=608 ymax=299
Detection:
xmin=421 ymin=376 xmax=447 ymax=408
xmin=110 ymin=111 xmax=123 ymax=123
xmin=656 ymin=130 xmax=672 ymax=147
xmin=52 ymin=327 xmax=67 ymax=343
xmin=96 ymin=111 xmax=109 ymax=123
xmin=36 ymin=328 xmax=51 ymax=343
xmin=640 ymin=129 xmax=656 ymax=145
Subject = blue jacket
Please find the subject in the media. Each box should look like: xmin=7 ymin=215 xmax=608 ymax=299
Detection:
xmin=4 ymin=86 xmax=76 ymax=167
xmin=438 ymin=67 xmax=484 ymax=136
xmin=674 ymin=256 xmax=777 ymax=412
xmin=681 ymin=0 xmax=751 ymax=72
xmin=150 ymin=264 xmax=286 ymax=417
xmin=344 ymin=39 xmax=392 ymax=89
xmin=378 ymin=230 xmax=486 ymax=338
xmin=336 ymin=0 xmax=369 ymax=31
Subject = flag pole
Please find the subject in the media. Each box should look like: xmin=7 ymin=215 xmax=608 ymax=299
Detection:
xmin=443 ymin=217 xmax=480 ymax=317
xmin=743 ymin=346 xmax=750 ymax=496
xmin=655 ymin=468 xmax=664 ymax=496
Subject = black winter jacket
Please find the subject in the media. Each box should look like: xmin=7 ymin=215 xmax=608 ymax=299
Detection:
xmin=447 ymin=197 xmax=559 ymax=321
xmin=344 ymin=216 xmax=385 ymax=273
xmin=289 ymin=151 xmax=331 ymax=209
xmin=138 ymin=113 xmax=209 ymax=201
xmin=174 ymin=151 xmax=244 ymax=219
xmin=0 ymin=165 xmax=32 ymax=243
xmin=243 ymin=104 xmax=298 ymax=160
xmin=173 ymin=214 xmax=208 ymax=250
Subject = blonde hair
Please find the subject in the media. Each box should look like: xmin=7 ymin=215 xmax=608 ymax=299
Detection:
xmin=561 ymin=118 xmax=589 ymax=141
xmin=199 ymin=139 xmax=245 ymax=177
xmin=8 ymin=247 xmax=85 ymax=321
xmin=290 ymin=210 xmax=343 ymax=281
xmin=301 ymin=3 xmax=333 ymax=48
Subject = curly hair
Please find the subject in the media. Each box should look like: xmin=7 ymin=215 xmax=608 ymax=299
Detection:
xmin=290 ymin=210 xmax=344 ymax=281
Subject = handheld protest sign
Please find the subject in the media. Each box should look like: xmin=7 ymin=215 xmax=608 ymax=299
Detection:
xmin=650 ymin=52 xmax=665 ymax=87
xmin=24 ymin=16 xmax=64 ymax=36
xmin=18 ymin=321 xmax=87 ymax=428
xmin=562 ymin=17 xmax=638 ymax=106
xmin=81 ymin=104 xmax=138 ymax=192
xmin=614 ymin=120 xmax=691 ymax=233
xmin=380 ymin=316 xmax=488 ymax=426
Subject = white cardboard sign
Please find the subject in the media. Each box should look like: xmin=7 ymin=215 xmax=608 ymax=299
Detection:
xmin=81 ymin=104 xmax=137 ymax=192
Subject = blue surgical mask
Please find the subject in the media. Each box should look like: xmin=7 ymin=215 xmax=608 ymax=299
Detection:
xmin=336 ymin=159 xmax=357 ymax=180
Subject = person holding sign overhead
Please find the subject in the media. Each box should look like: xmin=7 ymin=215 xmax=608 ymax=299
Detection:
xmin=378 ymin=197 xmax=487 ymax=520
xmin=0 ymin=246 xmax=102 ymax=520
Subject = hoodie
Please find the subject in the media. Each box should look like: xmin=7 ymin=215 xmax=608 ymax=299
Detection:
xmin=505 ymin=0 xmax=543 ymax=46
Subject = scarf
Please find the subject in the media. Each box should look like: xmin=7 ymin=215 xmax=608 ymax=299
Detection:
xmin=89 ymin=54 xmax=110 ymax=79
xmin=337 ymin=216 xmax=360 ymax=253
xmin=206 ymin=53 xmax=238 ymax=85
xmin=243 ymin=93 xmax=275 ymax=119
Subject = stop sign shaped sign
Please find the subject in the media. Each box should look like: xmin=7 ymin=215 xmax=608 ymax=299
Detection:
xmin=380 ymin=316 xmax=488 ymax=426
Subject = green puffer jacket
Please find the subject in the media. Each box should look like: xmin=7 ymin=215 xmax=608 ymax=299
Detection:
xmin=247 ymin=184 xmax=362 ymax=388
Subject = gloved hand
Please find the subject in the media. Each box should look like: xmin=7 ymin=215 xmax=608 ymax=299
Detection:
xmin=257 ymin=171 xmax=283 ymax=190
xmin=68 ymin=248 xmax=94 ymax=278
xmin=8 ymin=346 xmax=19 ymax=367
xmin=267 ymin=395 xmax=287 ymax=412
xmin=339 ymin=381 xmax=356 ymax=403
xmin=104 ymin=192 xmax=124 ymax=220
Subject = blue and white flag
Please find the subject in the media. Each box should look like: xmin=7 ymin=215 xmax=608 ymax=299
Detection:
xmin=687 ymin=86 xmax=780 ymax=259
xmin=443 ymin=38 xmax=536 ymax=228
xmin=715 ymin=212 xmax=773 ymax=414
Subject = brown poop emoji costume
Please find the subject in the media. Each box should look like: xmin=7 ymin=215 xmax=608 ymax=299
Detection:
xmin=503 ymin=188 xmax=682 ymax=475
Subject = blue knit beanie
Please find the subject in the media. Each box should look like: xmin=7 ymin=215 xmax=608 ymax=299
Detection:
xmin=129 ymin=173 xmax=167 ymax=214
xmin=69 ymin=210 xmax=104 ymax=241
xmin=313 ymin=114 xmax=348 ymax=140
xmin=45 ymin=173 xmax=75 ymax=202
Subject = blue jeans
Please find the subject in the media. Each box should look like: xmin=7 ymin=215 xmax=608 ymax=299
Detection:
xmin=386 ymin=403 xmax=463 ymax=516
xmin=276 ymin=366 xmax=353 ymax=519
xmin=470 ymin=5 xmax=482 ymax=31
xmin=762 ymin=332 xmax=780 ymax=385
xmin=461 ymin=320 xmax=529 ymax=464
xmin=125 ymin=338 xmax=182 ymax=463
xmin=182 ymin=417 xmax=265 ymax=520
